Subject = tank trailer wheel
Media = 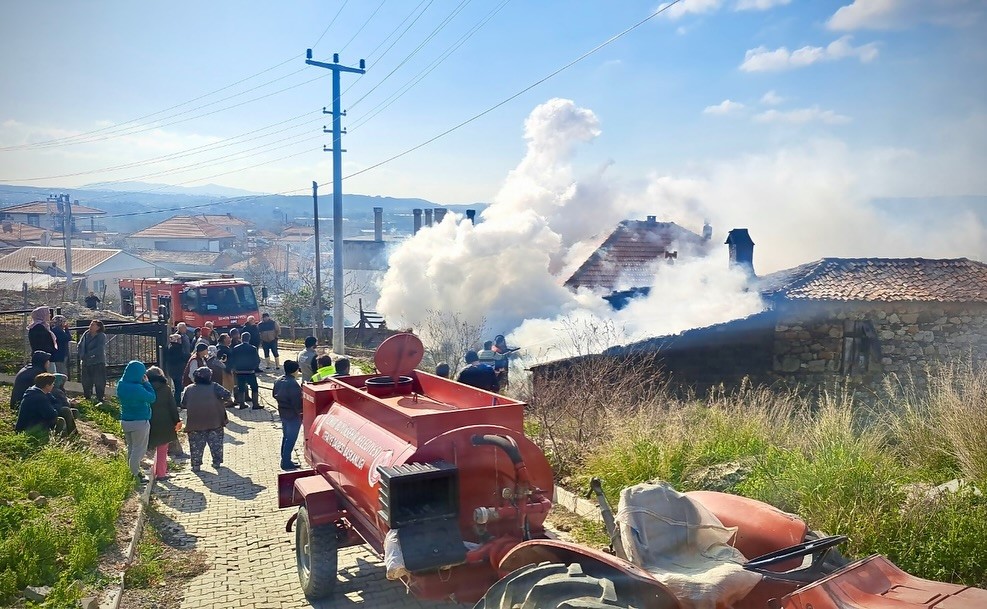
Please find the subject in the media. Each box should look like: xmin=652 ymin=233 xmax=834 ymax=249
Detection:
xmin=296 ymin=505 xmax=338 ymax=600
xmin=474 ymin=562 xmax=634 ymax=609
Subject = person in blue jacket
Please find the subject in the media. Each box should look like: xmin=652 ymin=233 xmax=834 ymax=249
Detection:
xmin=116 ymin=360 xmax=157 ymax=482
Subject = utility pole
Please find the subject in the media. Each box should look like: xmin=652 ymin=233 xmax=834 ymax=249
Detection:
xmin=62 ymin=195 xmax=73 ymax=301
xmin=306 ymin=49 xmax=365 ymax=355
xmin=312 ymin=181 xmax=323 ymax=342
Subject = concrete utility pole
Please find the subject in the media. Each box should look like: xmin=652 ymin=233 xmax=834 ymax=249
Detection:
xmin=306 ymin=49 xmax=365 ymax=355
xmin=312 ymin=181 xmax=323 ymax=342
xmin=61 ymin=195 xmax=73 ymax=300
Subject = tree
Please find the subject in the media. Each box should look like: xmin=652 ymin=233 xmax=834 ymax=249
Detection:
xmin=417 ymin=309 xmax=487 ymax=377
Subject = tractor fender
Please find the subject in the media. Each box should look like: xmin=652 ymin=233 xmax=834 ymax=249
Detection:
xmin=290 ymin=474 xmax=345 ymax=529
xmin=498 ymin=540 xmax=682 ymax=609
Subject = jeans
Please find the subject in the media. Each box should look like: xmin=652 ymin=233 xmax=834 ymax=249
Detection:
xmin=121 ymin=419 xmax=150 ymax=477
xmin=280 ymin=415 xmax=301 ymax=468
xmin=81 ymin=363 xmax=106 ymax=401
xmin=235 ymin=373 xmax=259 ymax=406
xmin=171 ymin=372 xmax=184 ymax=406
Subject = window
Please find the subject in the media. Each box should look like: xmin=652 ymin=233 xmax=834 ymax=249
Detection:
xmin=841 ymin=319 xmax=881 ymax=374
xmin=27 ymin=214 xmax=40 ymax=227
xmin=200 ymin=285 xmax=258 ymax=315
xmin=93 ymin=279 xmax=106 ymax=294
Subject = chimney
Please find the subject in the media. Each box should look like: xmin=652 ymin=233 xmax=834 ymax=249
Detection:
xmin=413 ymin=208 xmax=422 ymax=234
xmin=702 ymin=221 xmax=712 ymax=241
xmin=646 ymin=215 xmax=657 ymax=224
xmin=434 ymin=208 xmax=447 ymax=224
xmin=424 ymin=208 xmax=433 ymax=227
xmin=725 ymin=228 xmax=755 ymax=275
xmin=373 ymin=207 xmax=383 ymax=242
xmin=466 ymin=209 xmax=476 ymax=225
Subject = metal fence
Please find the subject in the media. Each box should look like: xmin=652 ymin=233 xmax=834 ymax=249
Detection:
xmin=73 ymin=320 xmax=168 ymax=379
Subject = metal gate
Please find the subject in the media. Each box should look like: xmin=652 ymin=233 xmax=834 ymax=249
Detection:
xmin=74 ymin=319 xmax=169 ymax=379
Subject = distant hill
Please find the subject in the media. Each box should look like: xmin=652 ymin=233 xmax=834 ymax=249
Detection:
xmin=81 ymin=181 xmax=266 ymax=198
xmin=0 ymin=183 xmax=488 ymax=236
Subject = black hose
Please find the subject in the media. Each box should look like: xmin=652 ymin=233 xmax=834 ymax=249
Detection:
xmin=471 ymin=434 xmax=522 ymax=464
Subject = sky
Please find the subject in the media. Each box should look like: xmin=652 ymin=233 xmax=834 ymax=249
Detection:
xmin=1 ymin=0 xmax=985 ymax=273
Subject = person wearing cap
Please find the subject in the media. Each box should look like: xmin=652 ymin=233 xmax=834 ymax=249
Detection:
xmin=230 ymin=332 xmax=261 ymax=409
xmin=201 ymin=321 xmax=218 ymax=346
xmin=10 ymin=350 xmax=51 ymax=411
xmin=182 ymin=366 xmax=232 ymax=472
xmin=77 ymin=320 xmax=107 ymax=402
xmin=182 ymin=343 xmax=209 ymax=389
xmin=273 ymin=360 xmax=303 ymax=470
xmin=116 ymin=360 xmax=156 ymax=482
xmin=456 ymin=350 xmax=499 ymax=392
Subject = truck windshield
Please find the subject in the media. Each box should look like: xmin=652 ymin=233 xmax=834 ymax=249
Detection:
xmin=190 ymin=285 xmax=258 ymax=315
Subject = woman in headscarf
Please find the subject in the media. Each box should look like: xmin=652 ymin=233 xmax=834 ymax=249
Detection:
xmin=116 ymin=360 xmax=156 ymax=483
xmin=27 ymin=306 xmax=57 ymax=357
xmin=146 ymin=365 xmax=180 ymax=480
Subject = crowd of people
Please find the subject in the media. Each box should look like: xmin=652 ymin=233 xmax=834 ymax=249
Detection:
xmin=11 ymin=309 xmax=522 ymax=485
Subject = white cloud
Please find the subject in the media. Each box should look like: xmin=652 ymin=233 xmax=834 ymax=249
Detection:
xmin=754 ymin=107 xmax=852 ymax=124
xmin=760 ymin=90 xmax=784 ymax=105
xmin=828 ymin=0 xmax=983 ymax=31
xmin=659 ymin=0 xmax=724 ymax=20
xmin=740 ymin=35 xmax=879 ymax=72
xmin=703 ymin=99 xmax=745 ymax=115
xmin=736 ymin=0 xmax=791 ymax=10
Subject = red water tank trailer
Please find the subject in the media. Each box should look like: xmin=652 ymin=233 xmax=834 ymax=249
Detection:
xmin=278 ymin=334 xmax=554 ymax=603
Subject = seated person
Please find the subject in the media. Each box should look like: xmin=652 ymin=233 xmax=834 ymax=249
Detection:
xmin=15 ymin=373 xmax=67 ymax=434
xmin=333 ymin=357 xmax=350 ymax=377
xmin=10 ymin=350 xmax=51 ymax=411
xmin=49 ymin=373 xmax=79 ymax=435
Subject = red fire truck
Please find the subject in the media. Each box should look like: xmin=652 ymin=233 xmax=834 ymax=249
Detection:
xmin=119 ymin=274 xmax=260 ymax=330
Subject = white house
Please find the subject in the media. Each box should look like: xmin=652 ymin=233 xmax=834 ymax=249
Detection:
xmin=128 ymin=215 xmax=237 ymax=252
xmin=0 ymin=246 xmax=160 ymax=305
xmin=0 ymin=199 xmax=107 ymax=233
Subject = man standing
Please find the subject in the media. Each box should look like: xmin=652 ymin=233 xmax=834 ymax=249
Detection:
xmin=175 ymin=322 xmax=192 ymax=361
xmin=85 ymin=291 xmax=101 ymax=310
xmin=456 ymin=351 xmax=499 ymax=392
xmin=242 ymin=316 xmax=261 ymax=373
xmin=200 ymin=321 xmax=218 ymax=346
xmin=273 ymin=361 xmax=302 ymax=470
xmin=230 ymin=332 xmax=261 ymax=409
xmin=257 ymin=312 xmax=281 ymax=371
xmin=296 ymin=336 xmax=318 ymax=382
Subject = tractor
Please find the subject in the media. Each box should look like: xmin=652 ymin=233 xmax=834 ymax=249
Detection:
xmin=278 ymin=333 xmax=986 ymax=608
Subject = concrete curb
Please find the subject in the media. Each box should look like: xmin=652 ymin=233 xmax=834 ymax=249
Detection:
xmin=99 ymin=467 xmax=156 ymax=609
xmin=553 ymin=485 xmax=604 ymax=523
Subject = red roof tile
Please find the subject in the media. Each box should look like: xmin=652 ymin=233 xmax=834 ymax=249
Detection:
xmin=0 ymin=246 xmax=147 ymax=274
xmin=565 ymin=220 xmax=707 ymax=291
xmin=0 ymin=201 xmax=106 ymax=215
xmin=129 ymin=215 xmax=236 ymax=240
xmin=759 ymin=258 xmax=987 ymax=303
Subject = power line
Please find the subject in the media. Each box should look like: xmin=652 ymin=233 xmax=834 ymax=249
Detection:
xmin=339 ymin=0 xmax=387 ymax=53
xmin=312 ymin=1 xmax=349 ymax=50
xmin=364 ymin=0 xmax=432 ymax=64
xmin=345 ymin=0 xmax=684 ymax=180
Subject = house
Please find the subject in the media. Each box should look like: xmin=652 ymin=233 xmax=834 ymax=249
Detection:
xmin=564 ymin=216 xmax=712 ymax=307
xmin=197 ymin=214 xmax=252 ymax=240
xmin=127 ymin=215 xmax=237 ymax=252
xmin=533 ymin=256 xmax=987 ymax=397
xmin=0 ymin=197 xmax=107 ymax=234
xmin=0 ymin=220 xmax=51 ymax=247
xmin=0 ymin=246 xmax=160 ymax=305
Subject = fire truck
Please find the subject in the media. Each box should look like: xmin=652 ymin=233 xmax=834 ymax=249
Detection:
xmin=119 ymin=274 xmax=260 ymax=330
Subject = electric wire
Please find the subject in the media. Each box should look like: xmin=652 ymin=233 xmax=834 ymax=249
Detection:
xmin=339 ymin=0 xmax=387 ymax=54
xmin=344 ymin=0 xmax=683 ymax=180
xmin=364 ymin=0 xmax=431 ymax=64
xmin=312 ymin=0 xmax=349 ymax=50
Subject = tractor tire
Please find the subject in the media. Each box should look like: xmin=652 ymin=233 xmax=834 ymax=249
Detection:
xmin=474 ymin=562 xmax=634 ymax=609
xmin=295 ymin=505 xmax=338 ymax=600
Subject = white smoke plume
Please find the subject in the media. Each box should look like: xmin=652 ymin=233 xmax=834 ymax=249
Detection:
xmin=376 ymin=98 xmax=766 ymax=362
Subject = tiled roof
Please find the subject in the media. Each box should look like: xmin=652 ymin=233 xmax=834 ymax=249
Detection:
xmin=131 ymin=249 xmax=227 ymax=266
xmin=282 ymin=226 xmax=315 ymax=236
xmin=129 ymin=215 xmax=236 ymax=240
xmin=759 ymin=258 xmax=987 ymax=303
xmin=565 ymin=220 xmax=707 ymax=291
xmin=0 ymin=246 xmax=141 ymax=274
xmin=197 ymin=214 xmax=251 ymax=227
xmin=0 ymin=221 xmax=48 ymax=241
xmin=0 ymin=201 xmax=106 ymax=215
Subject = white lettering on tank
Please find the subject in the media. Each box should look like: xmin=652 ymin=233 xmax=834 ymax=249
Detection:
xmin=320 ymin=414 xmax=386 ymax=472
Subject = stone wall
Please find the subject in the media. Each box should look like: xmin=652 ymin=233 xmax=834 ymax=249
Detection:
xmin=771 ymin=301 xmax=987 ymax=391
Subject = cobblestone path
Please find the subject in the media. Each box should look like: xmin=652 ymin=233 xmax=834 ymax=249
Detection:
xmin=153 ymin=381 xmax=462 ymax=608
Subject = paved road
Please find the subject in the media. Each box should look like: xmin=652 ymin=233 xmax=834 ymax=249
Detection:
xmin=153 ymin=378 xmax=463 ymax=609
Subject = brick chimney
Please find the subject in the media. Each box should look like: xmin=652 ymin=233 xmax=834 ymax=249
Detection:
xmin=413 ymin=209 xmax=422 ymax=234
xmin=725 ymin=228 xmax=755 ymax=275
xmin=373 ymin=207 xmax=383 ymax=241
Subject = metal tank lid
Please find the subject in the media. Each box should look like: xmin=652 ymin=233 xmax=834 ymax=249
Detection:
xmin=373 ymin=333 xmax=424 ymax=381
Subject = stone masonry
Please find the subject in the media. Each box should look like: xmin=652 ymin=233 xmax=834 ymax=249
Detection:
xmin=153 ymin=380 xmax=462 ymax=609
